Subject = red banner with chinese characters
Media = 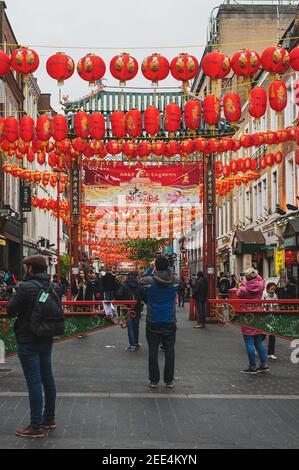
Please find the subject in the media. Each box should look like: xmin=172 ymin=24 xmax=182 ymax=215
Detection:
xmin=84 ymin=163 xmax=199 ymax=187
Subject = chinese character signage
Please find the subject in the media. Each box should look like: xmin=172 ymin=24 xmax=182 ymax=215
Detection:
xmin=20 ymin=182 xmax=31 ymax=212
xmin=206 ymin=168 xmax=214 ymax=215
xmin=71 ymin=169 xmax=80 ymax=215
xmin=275 ymin=248 xmax=285 ymax=276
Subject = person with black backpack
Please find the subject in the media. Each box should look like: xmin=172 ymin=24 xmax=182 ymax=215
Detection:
xmin=116 ymin=272 xmax=144 ymax=352
xmin=6 ymin=255 xmax=64 ymax=438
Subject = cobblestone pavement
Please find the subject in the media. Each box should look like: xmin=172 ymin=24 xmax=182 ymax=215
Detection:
xmin=1 ymin=305 xmax=299 ymax=449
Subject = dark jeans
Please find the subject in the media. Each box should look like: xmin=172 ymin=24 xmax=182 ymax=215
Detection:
xmin=127 ymin=316 xmax=140 ymax=347
xmin=18 ymin=341 xmax=56 ymax=429
xmin=104 ymin=291 xmax=115 ymax=300
xmin=146 ymin=323 xmax=176 ymax=384
xmin=178 ymin=292 xmax=185 ymax=306
xmin=261 ymin=334 xmax=276 ymax=355
xmin=243 ymin=334 xmax=268 ymax=369
xmin=197 ymin=299 xmax=206 ymax=324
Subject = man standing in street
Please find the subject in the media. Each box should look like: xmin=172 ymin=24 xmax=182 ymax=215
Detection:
xmin=141 ymin=256 xmax=180 ymax=389
xmin=193 ymin=271 xmax=209 ymax=329
xmin=6 ymin=255 xmax=58 ymax=438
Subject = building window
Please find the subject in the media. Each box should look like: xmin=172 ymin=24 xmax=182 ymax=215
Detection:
xmin=262 ymin=176 xmax=268 ymax=216
xmin=271 ymin=170 xmax=278 ymax=214
xmin=239 ymin=188 xmax=243 ymax=223
xmin=285 ymin=154 xmax=295 ymax=205
xmin=270 ymin=108 xmax=277 ymax=131
xmin=223 ymin=202 xmax=226 ymax=235
xmin=285 ymin=78 xmax=296 ymax=128
xmin=245 ymin=189 xmax=251 ymax=223
xmin=253 ymin=183 xmax=258 ymax=221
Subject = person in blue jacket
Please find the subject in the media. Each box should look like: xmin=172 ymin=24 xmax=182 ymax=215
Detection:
xmin=140 ymin=256 xmax=180 ymax=389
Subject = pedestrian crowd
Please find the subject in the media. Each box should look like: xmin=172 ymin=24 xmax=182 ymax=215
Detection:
xmin=2 ymin=254 xmax=296 ymax=438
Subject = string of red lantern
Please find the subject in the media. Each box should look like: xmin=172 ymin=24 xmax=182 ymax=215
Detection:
xmin=0 ymin=45 xmax=298 ymax=88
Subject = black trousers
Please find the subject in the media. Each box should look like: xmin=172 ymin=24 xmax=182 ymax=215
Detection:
xmin=178 ymin=292 xmax=185 ymax=306
xmin=146 ymin=323 xmax=176 ymax=384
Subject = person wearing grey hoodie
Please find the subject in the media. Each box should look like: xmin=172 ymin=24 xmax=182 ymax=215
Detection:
xmin=140 ymin=256 xmax=180 ymax=389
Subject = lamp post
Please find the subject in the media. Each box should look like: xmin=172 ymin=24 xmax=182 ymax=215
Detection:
xmin=53 ymin=167 xmax=64 ymax=285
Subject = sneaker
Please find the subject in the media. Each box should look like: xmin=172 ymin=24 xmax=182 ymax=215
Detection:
xmin=241 ymin=367 xmax=258 ymax=375
xmin=148 ymin=382 xmax=158 ymax=388
xmin=193 ymin=323 xmax=205 ymax=329
xmin=268 ymin=355 xmax=277 ymax=360
xmin=42 ymin=419 xmax=56 ymax=430
xmin=159 ymin=345 xmax=164 ymax=351
xmin=257 ymin=366 xmax=270 ymax=373
xmin=15 ymin=426 xmax=45 ymax=438
xmin=165 ymin=382 xmax=175 ymax=389
xmin=136 ymin=343 xmax=142 ymax=349
xmin=125 ymin=346 xmax=136 ymax=352
xmin=78 ymin=335 xmax=87 ymax=339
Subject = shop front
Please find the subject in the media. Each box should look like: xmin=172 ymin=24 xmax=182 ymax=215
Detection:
xmin=283 ymin=220 xmax=299 ymax=296
xmin=232 ymin=229 xmax=265 ymax=276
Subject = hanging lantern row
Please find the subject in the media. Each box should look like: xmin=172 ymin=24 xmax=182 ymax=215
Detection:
xmin=0 ymin=124 xmax=297 ymax=163
xmin=1 ymin=45 xmax=299 ymax=89
xmin=215 ymin=150 xmax=284 ymax=179
xmin=2 ymin=164 xmax=67 ymax=186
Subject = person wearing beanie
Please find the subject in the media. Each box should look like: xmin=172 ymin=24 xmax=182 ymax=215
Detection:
xmin=6 ymin=255 xmax=57 ymax=438
xmin=237 ymin=267 xmax=269 ymax=375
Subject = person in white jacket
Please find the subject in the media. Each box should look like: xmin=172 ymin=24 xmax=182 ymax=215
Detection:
xmin=262 ymin=282 xmax=278 ymax=360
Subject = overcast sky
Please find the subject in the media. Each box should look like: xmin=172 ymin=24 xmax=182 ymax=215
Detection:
xmin=5 ymin=0 xmax=221 ymax=111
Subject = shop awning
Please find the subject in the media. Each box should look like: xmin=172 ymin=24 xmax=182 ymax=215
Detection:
xmin=232 ymin=229 xmax=265 ymax=255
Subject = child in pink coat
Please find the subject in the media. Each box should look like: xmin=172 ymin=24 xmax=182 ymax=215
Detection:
xmin=237 ymin=268 xmax=269 ymax=374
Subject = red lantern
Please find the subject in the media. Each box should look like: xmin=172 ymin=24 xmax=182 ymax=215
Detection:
xmin=52 ymin=115 xmax=68 ymax=141
xmin=266 ymin=153 xmax=275 ymax=167
xmin=215 ymin=161 xmax=223 ymax=177
xmin=32 ymin=197 xmax=40 ymax=208
xmin=202 ymin=51 xmax=231 ymax=79
xmin=106 ymin=140 xmax=122 ymax=155
xmin=110 ymin=110 xmax=127 ymax=138
xmin=265 ymin=131 xmax=278 ymax=146
xmin=144 ymin=106 xmax=160 ymax=136
xmin=180 ymin=139 xmax=194 ymax=156
xmin=137 ymin=141 xmax=152 ymax=157
xmin=50 ymin=174 xmax=58 ymax=188
xmin=20 ymin=115 xmax=34 ymax=142
xmin=205 ymin=138 xmax=219 ymax=154
xmin=290 ymin=46 xmax=299 ymax=71
xmin=141 ymin=53 xmax=169 ymax=85
xmin=275 ymin=150 xmax=283 ymax=164
xmin=170 ymin=53 xmax=199 ymax=89
xmin=184 ymin=99 xmax=201 ymax=130
xmin=229 ymin=160 xmax=238 ymax=175
xmin=110 ymin=53 xmax=138 ymax=86
xmin=250 ymin=159 xmax=257 ymax=171
xmin=231 ymin=49 xmax=260 ymax=77
xmin=203 ymin=95 xmax=220 ymax=126
xmin=248 ymin=87 xmax=267 ymax=118
xmin=259 ymin=156 xmax=267 ymax=170
xmin=72 ymin=137 xmax=84 ymax=153
xmin=37 ymin=152 xmax=46 ymax=165
xmin=27 ymin=149 xmax=35 ymax=163
xmin=48 ymin=153 xmax=58 ymax=168
xmin=221 ymin=137 xmax=233 ymax=152
xmin=261 ymin=45 xmax=289 ymax=74
xmin=240 ymin=134 xmax=254 ymax=148
xmin=223 ymin=93 xmax=241 ymax=123
xmin=222 ymin=165 xmax=231 ymax=178
xmin=46 ymin=52 xmax=75 ymax=85
xmin=10 ymin=47 xmax=39 ymax=79
xmin=36 ymin=115 xmax=52 ymax=142
xmin=122 ymin=141 xmax=136 ymax=157
xmin=83 ymin=141 xmax=94 ymax=158
xmin=232 ymin=139 xmax=241 ymax=151
xmin=77 ymin=54 xmax=106 ymax=85
xmin=0 ymin=50 xmax=10 ymax=76
xmin=89 ymin=112 xmax=105 ymax=140
xmin=269 ymin=80 xmax=287 ymax=112
xmin=194 ymin=137 xmax=207 ymax=153
xmin=33 ymin=171 xmax=42 ymax=184
xmin=4 ymin=116 xmax=18 ymax=142
xmin=167 ymin=141 xmax=181 ymax=156
xmin=151 ymin=141 xmax=165 ymax=156
xmin=276 ymin=129 xmax=289 ymax=143
xmin=74 ymin=111 xmax=89 ymax=139
xmin=164 ymin=103 xmax=181 ymax=134
xmin=126 ymin=109 xmax=142 ymax=138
